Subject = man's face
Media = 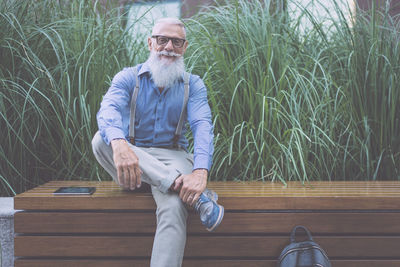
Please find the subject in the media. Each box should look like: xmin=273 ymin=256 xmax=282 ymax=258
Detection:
xmin=148 ymin=23 xmax=188 ymax=64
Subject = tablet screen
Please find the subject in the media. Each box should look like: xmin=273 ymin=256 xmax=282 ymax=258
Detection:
xmin=53 ymin=187 xmax=96 ymax=195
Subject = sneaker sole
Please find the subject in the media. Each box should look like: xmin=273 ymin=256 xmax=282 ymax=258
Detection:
xmin=206 ymin=204 xmax=224 ymax=232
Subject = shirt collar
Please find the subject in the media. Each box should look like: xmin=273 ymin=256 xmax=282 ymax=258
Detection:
xmin=138 ymin=61 xmax=151 ymax=77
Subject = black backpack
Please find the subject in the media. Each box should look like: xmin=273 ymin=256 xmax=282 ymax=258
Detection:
xmin=277 ymin=225 xmax=331 ymax=267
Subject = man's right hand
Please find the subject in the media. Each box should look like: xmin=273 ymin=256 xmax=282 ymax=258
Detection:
xmin=110 ymin=139 xmax=141 ymax=190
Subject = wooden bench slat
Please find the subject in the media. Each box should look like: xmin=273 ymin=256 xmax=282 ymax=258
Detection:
xmin=14 ymin=259 xmax=269 ymax=267
xmin=219 ymin=196 xmax=400 ymax=210
xmin=14 ymin=195 xmax=400 ymax=211
xmin=18 ymin=181 xmax=400 ymax=195
xmin=14 ymin=259 xmax=400 ymax=267
xmin=15 ymin=212 xmax=400 ymax=234
xmin=14 ymin=236 xmax=400 ymax=258
xmin=15 ymin=181 xmax=400 ymax=210
xmin=186 ymin=236 xmax=400 ymax=258
xmin=14 ymin=212 xmax=156 ymax=234
xmin=28 ymin=190 xmax=396 ymax=195
xmin=22 ymin=183 xmax=400 ymax=190
xmin=14 ymin=195 xmax=157 ymax=210
xmin=14 ymin=198 xmax=400 ymax=210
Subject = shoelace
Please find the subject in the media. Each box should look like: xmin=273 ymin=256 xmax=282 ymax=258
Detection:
xmin=194 ymin=194 xmax=205 ymax=211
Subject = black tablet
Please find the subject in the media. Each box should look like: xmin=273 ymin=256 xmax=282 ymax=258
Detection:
xmin=53 ymin=187 xmax=96 ymax=195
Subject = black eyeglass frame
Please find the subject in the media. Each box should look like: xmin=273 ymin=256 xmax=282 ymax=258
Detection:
xmin=151 ymin=35 xmax=186 ymax=48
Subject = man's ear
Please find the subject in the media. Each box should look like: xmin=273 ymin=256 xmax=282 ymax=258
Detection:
xmin=147 ymin=37 xmax=153 ymax=51
xmin=182 ymin=40 xmax=189 ymax=54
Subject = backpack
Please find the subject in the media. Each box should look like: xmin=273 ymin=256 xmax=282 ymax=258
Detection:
xmin=277 ymin=225 xmax=331 ymax=267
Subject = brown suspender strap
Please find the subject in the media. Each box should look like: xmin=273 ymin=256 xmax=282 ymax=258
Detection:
xmin=128 ymin=66 xmax=139 ymax=144
xmin=173 ymin=72 xmax=190 ymax=147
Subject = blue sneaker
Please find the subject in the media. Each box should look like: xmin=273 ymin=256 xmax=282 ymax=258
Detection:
xmin=194 ymin=190 xmax=224 ymax=232
xmin=203 ymin=188 xmax=218 ymax=202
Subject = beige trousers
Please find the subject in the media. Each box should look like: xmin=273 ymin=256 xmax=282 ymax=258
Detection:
xmin=92 ymin=131 xmax=193 ymax=267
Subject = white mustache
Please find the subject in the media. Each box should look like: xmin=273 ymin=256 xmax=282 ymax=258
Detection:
xmin=158 ymin=51 xmax=181 ymax=57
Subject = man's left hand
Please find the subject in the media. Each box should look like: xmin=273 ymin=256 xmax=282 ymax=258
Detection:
xmin=173 ymin=169 xmax=208 ymax=206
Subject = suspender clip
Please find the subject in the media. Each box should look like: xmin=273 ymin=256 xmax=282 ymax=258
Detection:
xmin=128 ymin=136 xmax=135 ymax=145
xmin=172 ymin=134 xmax=180 ymax=149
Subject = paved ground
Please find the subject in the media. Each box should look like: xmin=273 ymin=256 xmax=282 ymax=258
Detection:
xmin=0 ymin=197 xmax=14 ymax=267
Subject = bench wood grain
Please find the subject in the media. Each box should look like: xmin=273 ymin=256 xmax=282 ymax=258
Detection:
xmin=14 ymin=180 xmax=400 ymax=267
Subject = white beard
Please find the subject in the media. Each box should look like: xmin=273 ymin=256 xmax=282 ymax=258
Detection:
xmin=146 ymin=50 xmax=185 ymax=89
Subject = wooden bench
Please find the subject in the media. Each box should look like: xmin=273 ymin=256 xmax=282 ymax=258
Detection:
xmin=14 ymin=180 xmax=400 ymax=267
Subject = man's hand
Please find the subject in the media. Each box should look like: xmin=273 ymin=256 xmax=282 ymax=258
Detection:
xmin=173 ymin=169 xmax=208 ymax=206
xmin=111 ymin=139 xmax=142 ymax=190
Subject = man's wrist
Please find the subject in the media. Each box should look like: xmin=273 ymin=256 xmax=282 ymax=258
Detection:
xmin=193 ymin=168 xmax=208 ymax=176
xmin=193 ymin=168 xmax=208 ymax=171
xmin=111 ymin=138 xmax=127 ymax=149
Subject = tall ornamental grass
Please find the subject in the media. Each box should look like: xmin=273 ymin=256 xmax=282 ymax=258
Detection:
xmin=185 ymin=0 xmax=400 ymax=182
xmin=0 ymin=0 xmax=147 ymax=196
xmin=0 ymin=0 xmax=399 ymax=196
xmin=336 ymin=4 xmax=400 ymax=180
xmin=186 ymin=0 xmax=350 ymax=183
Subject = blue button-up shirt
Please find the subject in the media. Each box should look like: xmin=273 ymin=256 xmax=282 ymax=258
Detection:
xmin=97 ymin=61 xmax=214 ymax=170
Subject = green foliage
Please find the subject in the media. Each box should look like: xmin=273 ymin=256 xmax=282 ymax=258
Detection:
xmin=184 ymin=0 xmax=400 ymax=182
xmin=0 ymin=0 xmax=145 ymax=196
xmin=1 ymin=0 xmax=399 ymax=196
xmin=338 ymin=7 xmax=400 ymax=180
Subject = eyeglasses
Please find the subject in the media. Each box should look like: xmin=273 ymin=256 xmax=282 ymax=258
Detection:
xmin=152 ymin=35 xmax=186 ymax=48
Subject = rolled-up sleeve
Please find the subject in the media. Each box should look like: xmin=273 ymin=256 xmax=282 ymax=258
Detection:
xmin=187 ymin=75 xmax=214 ymax=170
xmin=97 ymin=68 xmax=133 ymax=145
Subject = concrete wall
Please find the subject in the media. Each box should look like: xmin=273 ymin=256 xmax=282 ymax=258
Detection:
xmin=96 ymin=0 xmax=215 ymax=18
xmin=181 ymin=0 xmax=215 ymax=18
xmin=357 ymin=0 xmax=400 ymax=17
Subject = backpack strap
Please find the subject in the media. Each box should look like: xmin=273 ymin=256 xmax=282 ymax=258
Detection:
xmin=128 ymin=66 xmax=140 ymax=145
xmin=128 ymin=69 xmax=190 ymax=147
xmin=173 ymin=72 xmax=190 ymax=148
xmin=290 ymin=225 xmax=314 ymax=243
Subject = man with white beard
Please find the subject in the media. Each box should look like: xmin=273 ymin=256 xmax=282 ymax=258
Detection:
xmin=91 ymin=18 xmax=224 ymax=267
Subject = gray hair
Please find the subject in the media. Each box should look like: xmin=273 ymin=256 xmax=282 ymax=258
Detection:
xmin=152 ymin=17 xmax=186 ymax=37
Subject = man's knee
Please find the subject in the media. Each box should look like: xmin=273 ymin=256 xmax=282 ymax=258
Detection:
xmin=91 ymin=131 xmax=106 ymax=156
xmin=156 ymin=193 xmax=188 ymax=224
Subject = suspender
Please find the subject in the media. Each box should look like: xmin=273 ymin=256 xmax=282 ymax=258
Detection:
xmin=128 ymin=67 xmax=190 ymax=148
xmin=174 ymin=72 xmax=190 ymax=146
xmin=128 ymin=67 xmax=140 ymax=145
